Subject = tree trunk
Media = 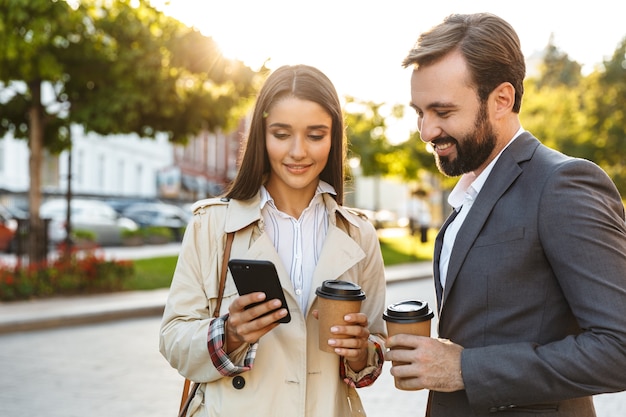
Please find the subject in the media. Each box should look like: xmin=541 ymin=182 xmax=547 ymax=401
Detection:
xmin=63 ymin=132 xmax=73 ymax=260
xmin=27 ymin=80 xmax=47 ymax=266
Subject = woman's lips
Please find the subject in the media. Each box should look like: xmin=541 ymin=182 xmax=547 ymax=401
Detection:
xmin=285 ymin=164 xmax=311 ymax=173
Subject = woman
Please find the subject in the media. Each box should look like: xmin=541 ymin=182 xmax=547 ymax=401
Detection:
xmin=160 ymin=64 xmax=387 ymax=417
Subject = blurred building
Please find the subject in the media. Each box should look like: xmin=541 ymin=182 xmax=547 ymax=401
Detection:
xmin=157 ymin=119 xmax=246 ymax=201
xmin=0 ymin=121 xmax=246 ymax=210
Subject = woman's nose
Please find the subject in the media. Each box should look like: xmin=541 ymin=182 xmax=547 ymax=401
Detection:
xmin=289 ymin=136 xmax=306 ymax=158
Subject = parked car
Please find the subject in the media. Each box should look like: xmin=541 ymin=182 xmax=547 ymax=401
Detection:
xmin=105 ymin=198 xmax=156 ymax=215
xmin=121 ymin=202 xmax=191 ymax=241
xmin=40 ymin=198 xmax=139 ymax=247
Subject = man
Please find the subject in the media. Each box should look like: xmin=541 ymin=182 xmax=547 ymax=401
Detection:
xmin=385 ymin=12 xmax=626 ymax=417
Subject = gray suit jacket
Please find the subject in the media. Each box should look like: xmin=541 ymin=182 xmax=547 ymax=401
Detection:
xmin=429 ymin=133 xmax=626 ymax=416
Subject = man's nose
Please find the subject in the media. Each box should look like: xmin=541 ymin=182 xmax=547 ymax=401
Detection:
xmin=418 ymin=114 xmax=440 ymax=143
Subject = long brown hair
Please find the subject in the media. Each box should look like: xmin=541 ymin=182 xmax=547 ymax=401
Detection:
xmin=402 ymin=13 xmax=526 ymax=112
xmin=225 ymin=65 xmax=346 ymax=204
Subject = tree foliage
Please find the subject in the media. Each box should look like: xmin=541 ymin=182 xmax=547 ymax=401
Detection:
xmin=522 ymin=35 xmax=626 ymax=195
xmin=536 ymin=34 xmax=583 ymax=89
xmin=586 ymin=37 xmax=626 ymax=192
xmin=344 ymin=96 xmax=392 ymax=177
xmin=0 ymin=0 xmax=260 ymax=264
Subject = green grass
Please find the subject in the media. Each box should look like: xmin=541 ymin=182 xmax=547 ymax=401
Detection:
xmin=378 ymin=229 xmax=435 ymax=266
xmin=123 ymin=256 xmax=179 ymax=290
xmin=123 ymin=230 xmax=436 ymax=291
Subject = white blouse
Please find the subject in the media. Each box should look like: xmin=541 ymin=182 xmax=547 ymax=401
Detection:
xmin=260 ymin=181 xmax=335 ymax=313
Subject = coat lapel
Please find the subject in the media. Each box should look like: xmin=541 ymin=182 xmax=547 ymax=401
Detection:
xmin=225 ymin=192 xmax=366 ymax=318
xmin=305 ymin=219 xmax=366 ymax=315
xmin=244 ymin=233 xmax=297 ymax=298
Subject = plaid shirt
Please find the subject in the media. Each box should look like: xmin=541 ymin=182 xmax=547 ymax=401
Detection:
xmin=208 ymin=314 xmax=383 ymax=387
xmin=340 ymin=336 xmax=384 ymax=388
xmin=208 ymin=314 xmax=257 ymax=375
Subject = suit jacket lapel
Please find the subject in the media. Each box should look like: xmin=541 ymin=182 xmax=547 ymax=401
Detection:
xmin=434 ymin=208 xmax=459 ymax=307
xmin=440 ymin=133 xmax=539 ymax=310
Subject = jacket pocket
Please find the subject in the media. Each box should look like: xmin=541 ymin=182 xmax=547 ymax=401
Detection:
xmin=473 ymin=227 xmax=524 ymax=248
xmin=497 ymin=403 xmax=558 ymax=414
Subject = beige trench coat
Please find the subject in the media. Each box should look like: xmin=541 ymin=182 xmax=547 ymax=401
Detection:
xmin=160 ymin=193 xmax=387 ymax=417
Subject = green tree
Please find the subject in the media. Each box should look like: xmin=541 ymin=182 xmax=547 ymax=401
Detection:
xmin=522 ymin=35 xmax=626 ymax=195
xmin=536 ymin=34 xmax=583 ymax=89
xmin=0 ymin=0 xmax=260 ymax=264
xmin=0 ymin=0 xmax=86 ymax=263
xmin=345 ymin=97 xmax=392 ymax=176
xmin=522 ymin=37 xmax=588 ymax=157
xmin=344 ymin=97 xmax=394 ymax=210
xmin=520 ymin=80 xmax=590 ymax=157
xmin=389 ymin=130 xmax=442 ymax=185
xmin=586 ymin=37 xmax=626 ymax=194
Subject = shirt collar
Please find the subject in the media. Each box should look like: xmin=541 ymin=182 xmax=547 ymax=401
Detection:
xmin=448 ymin=126 xmax=525 ymax=209
xmin=260 ymin=180 xmax=336 ymax=210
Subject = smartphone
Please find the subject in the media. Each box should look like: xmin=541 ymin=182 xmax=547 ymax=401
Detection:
xmin=228 ymin=259 xmax=291 ymax=324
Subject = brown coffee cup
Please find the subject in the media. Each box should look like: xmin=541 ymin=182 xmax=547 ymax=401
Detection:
xmin=383 ymin=299 xmax=434 ymax=338
xmin=315 ymin=280 xmax=366 ymax=353
xmin=383 ymin=300 xmax=434 ymax=389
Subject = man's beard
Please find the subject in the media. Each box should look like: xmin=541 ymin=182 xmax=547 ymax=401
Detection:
xmin=434 ymin=104 xmax=496 ymax=177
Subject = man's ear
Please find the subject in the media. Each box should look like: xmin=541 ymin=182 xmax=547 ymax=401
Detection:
xmin=491 ymin=82 xmax=516 ymax=119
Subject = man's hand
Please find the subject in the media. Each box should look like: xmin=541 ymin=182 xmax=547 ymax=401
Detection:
xmin=385 ymin=335 xmax=464 ymax=392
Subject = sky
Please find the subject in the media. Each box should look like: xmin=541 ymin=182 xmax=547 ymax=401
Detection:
xmin=151 ymin=0 xmax=626 ymax=140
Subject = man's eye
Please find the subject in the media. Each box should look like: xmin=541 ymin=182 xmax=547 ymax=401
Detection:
xmin=436 ymin=111 xmax=450 ymax=117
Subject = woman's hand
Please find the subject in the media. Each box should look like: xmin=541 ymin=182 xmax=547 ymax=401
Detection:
xmin=314 ymin=310 xmax=371 ymax=372
xmin=225 ymin=292 xmax=288 ymax=353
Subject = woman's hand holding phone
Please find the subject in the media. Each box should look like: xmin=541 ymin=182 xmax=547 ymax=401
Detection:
xmin=225 ymin=259 xmax=291 ymax=353
xmin=225 ymin=292 xmax=288 ymax=353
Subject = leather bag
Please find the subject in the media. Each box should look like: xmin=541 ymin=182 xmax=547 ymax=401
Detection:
xmin=178 ymin=231 xmax=234 ymax=417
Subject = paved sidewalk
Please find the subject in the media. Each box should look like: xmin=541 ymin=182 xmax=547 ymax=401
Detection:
xmin=0 ymin=261 xmax=433 ymax=334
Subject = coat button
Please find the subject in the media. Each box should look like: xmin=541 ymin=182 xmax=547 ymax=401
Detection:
xmin=232 ymin=375 xmax=245 ymax=389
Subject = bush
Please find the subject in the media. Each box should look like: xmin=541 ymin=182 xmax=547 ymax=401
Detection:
xmin=72 ymin=229 xmax=96 ymax=241
xmin=0 ymin=249 xmax=134 ymax=301
xmin=143 ymin=226 xmax=173 ymax=244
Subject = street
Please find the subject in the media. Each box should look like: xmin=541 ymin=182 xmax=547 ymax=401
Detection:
xmin=1 ymin=277 xmax=625 ymax=416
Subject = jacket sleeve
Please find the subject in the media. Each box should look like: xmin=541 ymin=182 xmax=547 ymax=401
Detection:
xmin=462 ymin=158 xmax=626 ymax=411
xmin=207 ymin=314 xmax=258 ymax=375
xmin=159 ymin=203 xmax=238 ymax=383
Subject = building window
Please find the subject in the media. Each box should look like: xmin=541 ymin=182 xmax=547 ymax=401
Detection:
xmin=117 ymin=160 xmax=125 ymax=194
xmin=98 ymin=154 xmax=105 ymax=189
xmin=76 ymin=149 xmax=84 ymax=187
xmin=136 ymin=164 xmax=143 ymax=194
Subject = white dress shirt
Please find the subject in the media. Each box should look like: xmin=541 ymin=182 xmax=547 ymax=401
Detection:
xmin=439 ymin=127 xmax=525 ymax=288
xmin=260 ymin=181 xmax=335 ymax=313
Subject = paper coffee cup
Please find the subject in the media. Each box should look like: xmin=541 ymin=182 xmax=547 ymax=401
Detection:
xmin=315 ymin=280 xmax=366 ymax=353
xmin=383 ymin=299 xmax=434 ymax=338
xmin=383 ymin=300 xmax=434 ymax=389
